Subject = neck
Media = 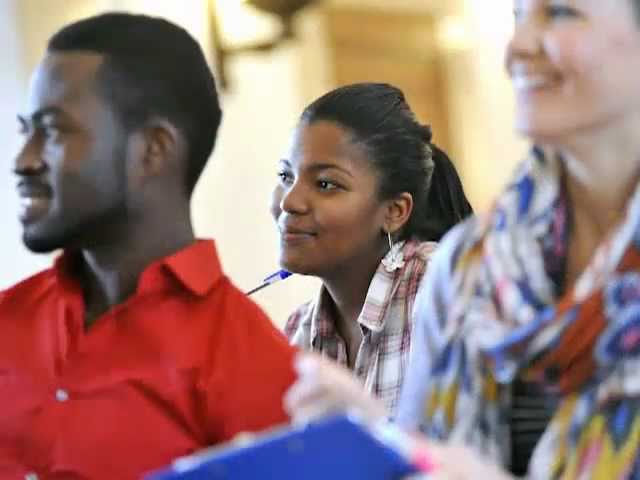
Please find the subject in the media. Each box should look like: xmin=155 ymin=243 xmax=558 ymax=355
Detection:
xmin=78 ymin=209 xmax=194 ymax=323
xmin=321 ymin=243 xmax=387 ymax=329
xmin=550 ymin=114 xmax=640 ymax=235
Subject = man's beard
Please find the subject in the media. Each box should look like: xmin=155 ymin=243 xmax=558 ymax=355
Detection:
xmin=22 ymin=202 xmax=129 ymax=254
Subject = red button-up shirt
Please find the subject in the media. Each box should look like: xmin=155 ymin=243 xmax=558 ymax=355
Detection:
xmin=0 ymin=240 xmax=296 ymax=480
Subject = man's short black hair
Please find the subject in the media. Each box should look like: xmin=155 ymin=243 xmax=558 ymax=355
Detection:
xmin=48 ymin=12 xmax=222 ymax=195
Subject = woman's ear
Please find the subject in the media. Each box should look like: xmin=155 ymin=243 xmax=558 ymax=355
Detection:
xmin=384 ymin=192 xmax=414 ymax=235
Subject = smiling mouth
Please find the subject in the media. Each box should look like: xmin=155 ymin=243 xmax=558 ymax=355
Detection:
xmin=512 ymin=74 xmax=561 ymax=93
xmin=280 ymin=230 xmax=316 ymax=243
xmin=18 ymin=195 xmax=51 ymax=224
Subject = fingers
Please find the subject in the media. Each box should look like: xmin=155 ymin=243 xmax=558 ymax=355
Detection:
xmin=287 ymin=393 xmax=347 ymax=424
xmin=285 ymin=353 xmax=512 ymax=479
xmin=284 ymin=352 xmax=387 ymax=424
xmin=418 ymin=442 xmax=513 ymax=480
xmin=283 ymin=353 xmax=323 ymax=409
xmin=284 ymin=353 xmax=341 ymax=423
xmin=284 ymin=375 xmax=333 ymax=423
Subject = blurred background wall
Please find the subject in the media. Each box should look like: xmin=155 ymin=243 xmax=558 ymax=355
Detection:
xmin=0 ymin=0 xmax=526 ymax=327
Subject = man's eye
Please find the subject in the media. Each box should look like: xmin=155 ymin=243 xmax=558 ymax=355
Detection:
xmin=43 ymin=127 xmax=58 ymax=139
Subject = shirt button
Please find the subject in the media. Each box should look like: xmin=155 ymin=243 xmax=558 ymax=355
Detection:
xmin=25 ymin=473 xmax=39 ymax=480
xmin=55 ymin=388 xmax=69 ymax=402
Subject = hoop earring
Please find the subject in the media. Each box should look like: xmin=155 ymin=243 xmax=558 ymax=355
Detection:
xmin=381 ymin=231 xmax=405 ymax=272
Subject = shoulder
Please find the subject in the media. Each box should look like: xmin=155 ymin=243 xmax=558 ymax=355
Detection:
xmin=198 ymin=281 xmax=297 ymax=439
xmin=211 ymin=276 xmax=279 ymax=330
xmin=399 ymin=237 xmax=450 ymax=290
xmin=405 ymin=239 xmax=439 ymax=265
xmin=400 ymin=239 xmax=438 ymax=279
xmin=412 ymin=216 xmax=484 ymax=315
xmin=0 ymin=267 xmax=57 ymax=310
xmin=428 ymin=216 xmax=482 ymax=280
xmin=205 ymin=276 xmax=296 ymax=363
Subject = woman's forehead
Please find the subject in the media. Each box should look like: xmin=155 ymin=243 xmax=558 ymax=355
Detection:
xmin=286 ymin=122 xmax=374 ymax=173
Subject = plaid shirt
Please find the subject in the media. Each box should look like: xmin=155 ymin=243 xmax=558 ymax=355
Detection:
xmin=284 ymin=239 xmax=438 ymax=415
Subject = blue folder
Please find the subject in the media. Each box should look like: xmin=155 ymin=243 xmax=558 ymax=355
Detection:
xmin=145 ymin=415 xmax=420 ymax=480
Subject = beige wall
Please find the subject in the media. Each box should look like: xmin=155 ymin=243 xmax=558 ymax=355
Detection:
xmin=455 ymin=0 xmax=528 ymax=209
xmin=0 ymin=0 xmax=525 ymax=327
xmin=304 ymin=0 xmax=528 ymax=211
xmin=0 ymin=0 xmax=52 ymax=284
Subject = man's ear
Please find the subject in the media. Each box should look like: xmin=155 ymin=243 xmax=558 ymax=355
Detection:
xmin=383 ymin=192 xmax=414 ymax=235
xmin=140 ymin=118 xmax=181 ymax=178
xmin=127 ymin=118 xmax=183 ymax=187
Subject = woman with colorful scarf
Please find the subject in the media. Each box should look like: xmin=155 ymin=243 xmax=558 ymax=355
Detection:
xmin=286 ymin=0 xmax=640 ymax=478
xmin=399 ymin=0 xmax=640 ymax=476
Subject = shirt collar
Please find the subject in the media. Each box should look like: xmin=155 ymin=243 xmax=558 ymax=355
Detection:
xmin=358 ymin=260 xmax=399 ymax=333
xmin=309 ymin=287 xmax=339 ymax=347
xmin=309 ymin=240 xmax=423 ymax=338
xmin=53 ymin=239 xmax=223 ymax=298
xmin=160 ymin=239 xmax=223 ymax=296
xmin=358 ymin=239 xmax=424 ymax=333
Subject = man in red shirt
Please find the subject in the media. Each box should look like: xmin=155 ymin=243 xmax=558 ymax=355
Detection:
xmin=2 ymin=12 xmax=296 ymax=480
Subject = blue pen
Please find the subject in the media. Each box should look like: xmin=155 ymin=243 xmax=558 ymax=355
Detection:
xmin=246 ymin=269 xmax=292 ymax=295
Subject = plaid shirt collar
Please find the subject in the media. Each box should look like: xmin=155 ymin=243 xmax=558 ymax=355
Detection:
xmin=310 ymin=240 xmax=425 ymax=345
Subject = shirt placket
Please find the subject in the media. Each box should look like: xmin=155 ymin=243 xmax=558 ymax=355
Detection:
xmin=28 ymin=295 xmax=84 ymax=476
xmin=57 ymin=294 xmax=83 ymax=370
xmin=353 ymin=330 xmax=372 ymax=383
xmin=330 ymin=335 xmax=349 ymax=367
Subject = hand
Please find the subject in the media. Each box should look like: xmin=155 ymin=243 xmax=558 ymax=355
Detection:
xmin=283 ymin=352 xmax=387 ymax=424
xmin=411 ymin=438 xmax=514 ymax=480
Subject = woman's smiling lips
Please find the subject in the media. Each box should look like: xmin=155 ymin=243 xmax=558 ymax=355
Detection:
xmin=279 ymin=224 xmax=317 ymax=243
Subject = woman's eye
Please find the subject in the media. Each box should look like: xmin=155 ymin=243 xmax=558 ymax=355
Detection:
xmin=317 ymin=180 xmax=338 ymax=191
xmin=513 ymin=5 xmax=579 ymax=23
xmin=545 ymin=5 xmax=579 ymax=20
xmin=277 ymin=171 xmax=293 ymax=184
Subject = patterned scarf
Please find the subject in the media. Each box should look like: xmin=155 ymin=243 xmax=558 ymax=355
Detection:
xmin=423 ymin=147 xmax=640 ymax=479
